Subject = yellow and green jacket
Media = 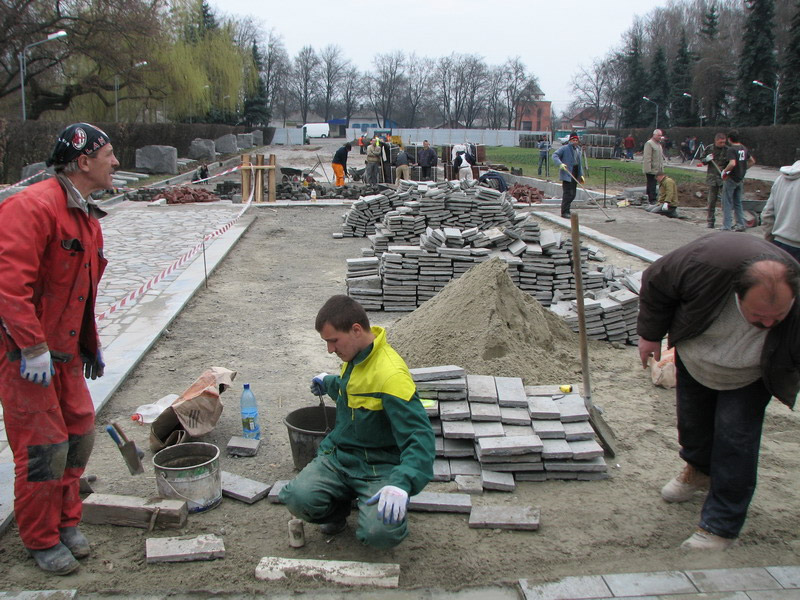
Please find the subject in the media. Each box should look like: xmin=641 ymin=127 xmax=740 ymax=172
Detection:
xmin=318 ymin=326 xmax=434 ymax=495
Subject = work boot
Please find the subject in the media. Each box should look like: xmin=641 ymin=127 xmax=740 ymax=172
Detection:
xmin=319 ymin=520 xmax=347 ymax=536
xmin=680 ymin=528 xmax=737 ymax=551
xmin=661 ymin=463 xmax=710 ymax=502
xmin=28 ymin=542 xmax=79 ymax=575
xmin=60 ymin=526 xmax=90 ymax=559
xmin=707 ymin=222 xmax=715 ymax=228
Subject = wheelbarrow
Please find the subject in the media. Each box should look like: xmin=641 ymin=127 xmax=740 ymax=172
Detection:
xmin=280 ymin=167 xmax=303 ymax=184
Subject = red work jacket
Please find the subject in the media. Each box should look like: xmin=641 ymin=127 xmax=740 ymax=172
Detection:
xmin=0 ymin=177 xmax=106 ymax=361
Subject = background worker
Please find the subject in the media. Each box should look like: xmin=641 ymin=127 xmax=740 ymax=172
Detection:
xmin=552 ymin=133 xmax=584 ymax=219
xmin=417 ymin=140 xmax=438 ymax=181
xmin=365 ymin=137 xmax=382 ymax=184
xmin=537 ymin=137 xmax=550 ymax=176
xmin=624 ymin=133 xmax=636 ymax=160
xmin=701 ymin=133 xmax=729 ymax=229
xmin=721 ymin=129 xmax=756 ymax=232
xmin=0 ymin=123 xmax=117 ymax=575
xmin=394 ymin=145 xmax=411 ymax=182
xmin=279 ymin=295 xmax=434 ymax=548
xmin=648 ymin=171 xmax=679 ymax=218
xmin=642 ymin=129 xmax=664 ymax=204
xmin=453 ymin=148 xmax=474 ymax=181
xmin=637 ymin=233 xmax=800 ymax=551
xmin=332 ymin=142 xmax=351 ymax=187
xmin=762 ymin=159 xmax=800 ymax=262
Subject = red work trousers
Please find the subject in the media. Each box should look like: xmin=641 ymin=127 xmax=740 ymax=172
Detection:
xmin=0 ymin=353 xmax=95 ymax=549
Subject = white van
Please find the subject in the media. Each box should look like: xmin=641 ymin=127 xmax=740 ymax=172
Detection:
xmin=303 ymin=123 xmax=330 ymax=138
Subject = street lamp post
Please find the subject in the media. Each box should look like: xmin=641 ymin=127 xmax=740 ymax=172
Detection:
xmin=642 ymin=96 xmax=659 ymax=130
xmin=752 ymin=80 xmax=779 ymax=126
xmin=18 ymin=30 xmax=67 ymax=121
xmin=115 ymin=60 xmax=148 ymax=122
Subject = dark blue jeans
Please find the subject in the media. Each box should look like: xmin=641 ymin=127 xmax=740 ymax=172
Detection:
xmin=675 ymin=352 xmax=771 ymax=538
xmin=772 ymin=240 xmax=800 ymax=263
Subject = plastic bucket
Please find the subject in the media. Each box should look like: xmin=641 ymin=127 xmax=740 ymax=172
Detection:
xmin=152 ymin=442 xmax=221 ymax=513
xmin=284 ymin=406 xmax=336 ymax=471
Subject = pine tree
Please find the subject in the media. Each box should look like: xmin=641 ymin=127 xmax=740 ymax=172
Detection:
xmin=243 ymin=42 xmax=270 ymax=126
xmin=646 ymin=47 xmax=671 ymax=129
xmin=620 ymin=33 xmax=648 ymax=128
xmin=670 ymin=31 xmax=696 ymax=127
xmin=700 ymin=2 xmax=719 ymax=40
xmin=733 ymin=0 xmax=779 ymax=126
xmin=779 ymin=0 xmax=800 ymax=123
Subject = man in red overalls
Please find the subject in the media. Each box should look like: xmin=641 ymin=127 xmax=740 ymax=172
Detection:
xmin=0 ymin=123 xmax=118 ymax=575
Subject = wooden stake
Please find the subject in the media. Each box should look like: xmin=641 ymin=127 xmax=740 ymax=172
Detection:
xmin=570 ymin=213 xmax=618 ymax=457
xmin=268 ymin=154 xmax=276 ymax=202
xmin=255 ymin=154 xmax=264 ymax=203
xmin=241 ymin=154 xmax=251 ymax=202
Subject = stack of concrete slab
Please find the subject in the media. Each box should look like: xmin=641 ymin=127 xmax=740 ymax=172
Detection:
xmin=608 ymin=289 xmax=640 ymax=344
xmin=549 ymin=287 xmax=641 ymax=344
xmin=342 ymin=193 xmax=399 ymax=237
xmin=345 ymin=257 xmax=382 ymax=310
xmin=410 ymin=366 xmax=609 ymax=488
xmin=381 ymin=247 xmax=421 ymax=311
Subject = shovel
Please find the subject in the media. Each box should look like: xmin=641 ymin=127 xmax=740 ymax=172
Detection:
xmin=106 ymin=422 xmax=144 ymax=475
xmin=565 ymin=168 xmax=616 ymax=222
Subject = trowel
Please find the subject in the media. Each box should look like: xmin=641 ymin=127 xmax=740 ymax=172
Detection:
xmin=106 ymin=422 xmax=145 ymax=475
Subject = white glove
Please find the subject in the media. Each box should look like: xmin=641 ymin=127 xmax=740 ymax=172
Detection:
xmin=662 ymin=203 xmax=669 ymax=211
xmin=705 ymin=154 xmax=713 ymax=163
xmin=20 ymin=350 xmax=55 ymax=386
xmin=310 ymin=372 xmax=329 ymax=396
xmin=365 ymin=485 xmax=409 ymax=525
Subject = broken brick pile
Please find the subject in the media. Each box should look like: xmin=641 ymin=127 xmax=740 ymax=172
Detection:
xmin=508 ymin=183 xmax=545 ymax=204
xmin=410 ymin=365 xmax=608 ymax=489
xmin=125 ymin=186 xmax=220 ymax=204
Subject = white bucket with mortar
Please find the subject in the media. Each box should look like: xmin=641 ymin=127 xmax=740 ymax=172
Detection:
xmin=152 ymin=442 xmax=221 ymax=513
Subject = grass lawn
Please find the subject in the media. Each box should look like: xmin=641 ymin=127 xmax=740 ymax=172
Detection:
xmin=485 ymin=146 xmax=705 ymax=189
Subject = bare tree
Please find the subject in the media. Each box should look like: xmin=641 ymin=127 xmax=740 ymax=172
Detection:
xmin=460 ymin=55 xmax=487 ymax=128
xmin=433 ymin=54 xmax=456 ymax=126
xmin=502 ymin=57 xmax=540 ymax=129
xmin=569 ymin=58 xmax=617 ymax=128
xmin=402 ymin=54 xmax=433 ymax=127
xmin=367 ymin=51 xmax=405 ymax=127
xmin=318 ymin=44 xmax=346 ymax=121
xmin=291 ymin=45 xmax=320 ymax=124
xmin=261 ymin=29 xmax=290 ymax=122
xmin=340 ymin=65 xmax=362 ymax=126
xmin=484 ymin=65 xmax=506 ymax=129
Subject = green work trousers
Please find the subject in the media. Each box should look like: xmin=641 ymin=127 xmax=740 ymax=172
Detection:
xmin=279 ymin=455 xmax=408 ymax=549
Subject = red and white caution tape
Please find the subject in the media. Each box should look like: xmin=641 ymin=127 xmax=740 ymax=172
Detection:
xmin=96 ymin=176 xmax=255 ymax=322
xmin=9 ymin=169 xmax=48 ymax=188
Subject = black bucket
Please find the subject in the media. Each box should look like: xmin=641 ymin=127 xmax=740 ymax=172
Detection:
xmin=284 ymin=406 xmax=337 ymax=471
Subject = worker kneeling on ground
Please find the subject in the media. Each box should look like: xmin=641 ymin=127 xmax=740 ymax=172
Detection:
xmin=647 ymin=170 xmax=679 ymax=218
xmin=279 ymin=295 xmax=434 ymax=548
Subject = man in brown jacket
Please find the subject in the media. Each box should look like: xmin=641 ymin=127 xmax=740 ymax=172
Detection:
xmin=638 ymin=233 xmax=800 ymax=550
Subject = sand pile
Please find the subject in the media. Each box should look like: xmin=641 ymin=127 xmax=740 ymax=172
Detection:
xmin=388 ymin=257 xmax=584 ymax=384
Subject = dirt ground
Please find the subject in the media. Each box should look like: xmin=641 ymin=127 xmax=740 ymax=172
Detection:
xmin=1 ymin=147 xmax=798 ymax=595
xmin=677 ymin=179 xmax=772 ymax=207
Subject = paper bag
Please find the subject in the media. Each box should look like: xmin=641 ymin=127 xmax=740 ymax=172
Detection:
xmin=648 ymin=349 xmax=676 ymax=389
xmin=150 ymin=366 xmax=237 ymax=452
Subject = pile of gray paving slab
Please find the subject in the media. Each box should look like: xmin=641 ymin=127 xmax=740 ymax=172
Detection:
xmin=412 ymin=365 xmax=608 ymax=490
xmin=339 ymin=179 xmax=642 ymax=344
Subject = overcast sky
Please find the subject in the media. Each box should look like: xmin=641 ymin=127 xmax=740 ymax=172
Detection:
xmin=212 ymin=0 xmax=670 ymax=113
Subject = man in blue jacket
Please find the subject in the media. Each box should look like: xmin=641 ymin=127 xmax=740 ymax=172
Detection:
xmin=280 ymin=295 xmax=434 ymax=548
xmin=552 ymin=133 xmax=584 ymax=218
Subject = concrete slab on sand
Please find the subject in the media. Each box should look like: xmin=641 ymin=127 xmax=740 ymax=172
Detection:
xmin=255 ymin=556 xmax=400 ymax=588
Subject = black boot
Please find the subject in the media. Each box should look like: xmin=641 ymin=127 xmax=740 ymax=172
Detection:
xmin=60 ymin=526 xmax=90 ymax=559
xmin=28 ymin=542 xmax=79 ymax=575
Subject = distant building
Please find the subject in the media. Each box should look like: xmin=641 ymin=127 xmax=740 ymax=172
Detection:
xmin=561 ymin=107 xmax=617 ymax=129
xmin=515 ymin=100 xmax=552 ymax=132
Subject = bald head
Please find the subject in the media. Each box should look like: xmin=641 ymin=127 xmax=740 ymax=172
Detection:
xmin=735 ymin=258 xmax=798 ymax=329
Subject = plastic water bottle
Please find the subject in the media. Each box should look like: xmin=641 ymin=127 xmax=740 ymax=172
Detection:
xmin=131 ymin=394 xmax=179 ymax=424
xmin=310 ymin=188 xmax=317 ymax=201
xmin=240 ymin=383 xmax=261 ymax=440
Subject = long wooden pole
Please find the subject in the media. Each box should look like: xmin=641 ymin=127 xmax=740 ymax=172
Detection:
xmin=241 ymin=154 xmax=251 ymax=202
xmin=268 ymin=154 xmax=276 ymax=202
xmin=255 ymin=154 xmax=264 ymax=203
xmin=570 ymin=213 xmax=592 ymax=408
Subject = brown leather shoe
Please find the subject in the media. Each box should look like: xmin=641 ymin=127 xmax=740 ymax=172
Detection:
xmin=661 ymin=463 xmax=710 ymax=503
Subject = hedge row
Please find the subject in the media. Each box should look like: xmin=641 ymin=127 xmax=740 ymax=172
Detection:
xmin=0 ymin=120 xmax=274 ymax=184
xmin=584 ymin=125 xmax=800 ymax=168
